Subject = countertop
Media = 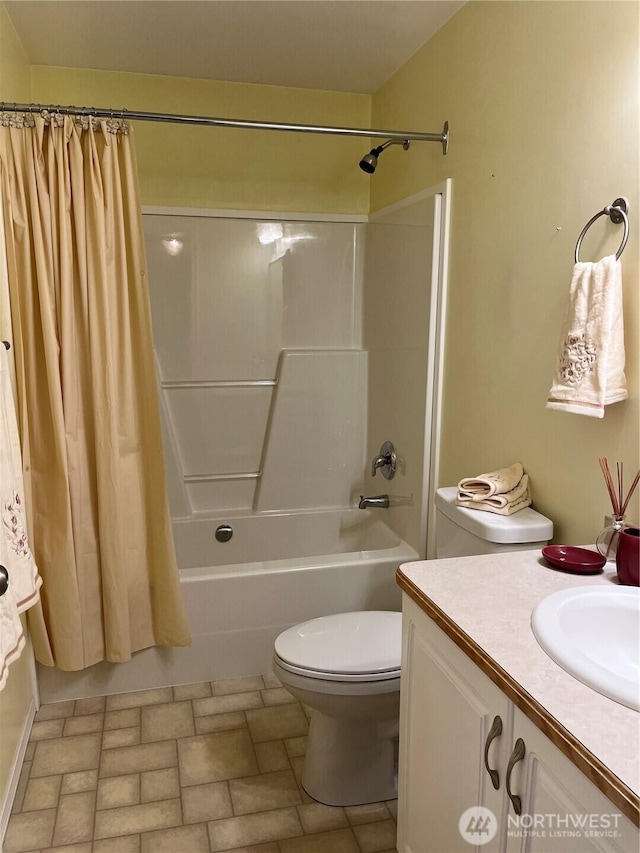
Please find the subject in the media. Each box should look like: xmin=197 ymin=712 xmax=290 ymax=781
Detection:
xmin=396 ymin=548 xmax=640 ymax=825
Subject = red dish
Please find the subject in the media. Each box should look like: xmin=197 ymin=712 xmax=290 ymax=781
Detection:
xmin=541 ymin=545 xmax=606 ymax=574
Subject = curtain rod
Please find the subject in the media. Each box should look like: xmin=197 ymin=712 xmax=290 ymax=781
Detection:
xmin=0 ymin=102 xmax=449 ymax=153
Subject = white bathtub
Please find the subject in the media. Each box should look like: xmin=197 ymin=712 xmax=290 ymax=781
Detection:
xmin=174 ymin=510 xmax=418 ymax=676
xmin=175 ymin=509 xmax=412 ymax=571
xmin=37 ymin=509 xmax=418 ymax=702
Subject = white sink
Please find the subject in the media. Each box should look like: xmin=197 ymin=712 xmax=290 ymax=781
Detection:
xmin=532 ymin=586 xmax=640 ymax=711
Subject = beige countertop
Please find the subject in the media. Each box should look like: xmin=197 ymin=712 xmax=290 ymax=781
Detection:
xmin=397 ymin=548 xmax=640 ymax=824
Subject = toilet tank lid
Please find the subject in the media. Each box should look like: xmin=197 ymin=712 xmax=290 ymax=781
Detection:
xmin=435 ymin=487 xmax=553 ymax=544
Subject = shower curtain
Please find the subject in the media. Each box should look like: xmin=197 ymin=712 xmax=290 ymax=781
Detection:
xmin=0 ymin=111 xmax=191 ymax=669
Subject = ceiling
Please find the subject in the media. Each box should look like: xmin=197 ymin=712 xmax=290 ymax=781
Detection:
xmin=5 ymin=1 xmax=465 ymax=95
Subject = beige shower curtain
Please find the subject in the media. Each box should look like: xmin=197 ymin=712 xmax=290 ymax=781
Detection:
xmin=0 ymin=112 xmax=190 ymax=669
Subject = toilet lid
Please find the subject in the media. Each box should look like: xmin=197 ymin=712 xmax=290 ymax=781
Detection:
xmin=274 ymin=611 xmax=402 ymax=677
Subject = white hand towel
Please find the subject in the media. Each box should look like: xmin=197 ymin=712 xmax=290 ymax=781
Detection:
xmin=546 ymin=255 xmax=627 ymax=418
xmin=456 ymin=480 xmax=532 ymax=516
xmin=0 ymin=347 xmax=42 ymax=613
xmin=457 ymin=463 xmax=524 ymax=500
xmin=0 ymin=534 xmax=26 ymax=692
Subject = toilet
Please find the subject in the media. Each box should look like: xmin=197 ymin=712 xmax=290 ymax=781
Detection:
xmin=273 ymin=486 xmax=553 ymax=807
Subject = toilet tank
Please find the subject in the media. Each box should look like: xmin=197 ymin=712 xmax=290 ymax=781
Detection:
xmin=435 ymin=487 xmax=553 ymax=558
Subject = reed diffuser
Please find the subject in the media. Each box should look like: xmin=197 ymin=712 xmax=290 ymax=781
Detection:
xmin=596 ymin=458 xmax=640 ymax=559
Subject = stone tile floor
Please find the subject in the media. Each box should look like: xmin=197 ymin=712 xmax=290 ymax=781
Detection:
xmin=6 ymin=673 xmax=398 ymax=853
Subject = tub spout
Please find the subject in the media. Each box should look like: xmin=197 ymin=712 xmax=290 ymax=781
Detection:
xmin=358 ymin=494 xmax=390 ymax=509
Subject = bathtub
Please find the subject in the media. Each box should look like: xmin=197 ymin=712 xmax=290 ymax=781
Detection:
xmin=36 ymin=509 xmax=418 ymax=702
xmin=174 ymin=509 xmax=418 ymax=677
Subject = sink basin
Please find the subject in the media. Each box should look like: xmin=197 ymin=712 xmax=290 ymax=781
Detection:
xmin=532 ymin=586 xmax=640 ymax=711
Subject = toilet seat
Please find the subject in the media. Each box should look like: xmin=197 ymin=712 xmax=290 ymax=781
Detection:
xmin=274 ymin=611 xmax=401 ymax=682
xmin=274 ymin=656 xmax=401 ymax=683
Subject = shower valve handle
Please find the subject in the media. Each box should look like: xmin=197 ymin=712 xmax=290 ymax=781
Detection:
xmin=372 ymin=455 xmax=388 ymax=476
xmin=371 ymin=441 xmax=396 ymax=480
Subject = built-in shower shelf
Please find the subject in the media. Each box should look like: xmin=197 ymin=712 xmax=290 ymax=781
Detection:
xmin=161 ymin=379 xmax=277 ymax=389
xmin=183 ymin=472 xmax=261 ymax=483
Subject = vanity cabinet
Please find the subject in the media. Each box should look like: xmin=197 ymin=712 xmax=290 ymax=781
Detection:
xmin=397 ymin=595 xmax=639 ymax=853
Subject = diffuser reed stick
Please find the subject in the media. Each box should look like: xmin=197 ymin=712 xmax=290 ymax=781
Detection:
xmin=621 ymin=470 xmax=640 ymax=516
xmin=599 ymin=457 xmax=620 ymax=516
xmin=617 ymin=462 xmax=623 ymax=517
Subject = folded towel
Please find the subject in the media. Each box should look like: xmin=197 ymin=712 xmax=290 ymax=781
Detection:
xmin=458 ymin=474 xmax=530 ymax=510
xmin=0 ymin=347 xmax=41 ymax=613
xmin=456 ymin=480 xmax=532 ymax=516
xmin=546 ymin=255 xmax=627 ymax=418
xmin=457 ymin=463 xmax=524 ymax=500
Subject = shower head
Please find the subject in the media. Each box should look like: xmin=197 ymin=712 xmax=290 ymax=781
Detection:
xmin=359 ymin=149 xmax=380 ymax=174
xmin=359 ymin=138 xmax=410 ymax=174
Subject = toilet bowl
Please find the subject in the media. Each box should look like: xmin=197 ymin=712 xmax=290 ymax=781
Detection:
xmin=273 ymin=610 xmax=401 ymax=806
xmin=274 ymin=488 xmax=553 ymax=807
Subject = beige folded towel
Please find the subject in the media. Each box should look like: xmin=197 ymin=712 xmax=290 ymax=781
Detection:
xmin=456 ymin=475 xmax=532 ymax=516
xmin=457 ymin=463 xmax=524 ymax=501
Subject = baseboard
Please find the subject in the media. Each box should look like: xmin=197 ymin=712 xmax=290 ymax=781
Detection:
xmin=0 ymin=696 xmax=36 ymax=845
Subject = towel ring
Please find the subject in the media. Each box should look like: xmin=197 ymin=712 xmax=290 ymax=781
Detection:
xmin=574 ymin=197 xmax=629 ymax=263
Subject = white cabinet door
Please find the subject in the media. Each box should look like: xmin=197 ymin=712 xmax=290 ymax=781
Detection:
xmin=398 ymin=596 xmax=511 ymax=853
xmin=505 ymin=708 xmax=639 ymax=853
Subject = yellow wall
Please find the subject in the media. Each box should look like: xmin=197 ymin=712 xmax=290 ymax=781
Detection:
xmin=3 ymin=3 xmax=639 ymax=546
xmin=0 ymin=2 xmax=35 ymax=822
xmin=0 ymin=3 xmax=29 ymax=99
xmin=372 ymin=1 xmax=639 ymax=545
xmin=31 ymin=66 xmax=371 ymax=214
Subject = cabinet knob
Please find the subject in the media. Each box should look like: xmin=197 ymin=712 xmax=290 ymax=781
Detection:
xmin=0 ymin=565 xmax=8 ymax=597
xmin=506 ymin=737 xmax=526 ymax=815
xmin=483 ymin=715 xmax=503 ymax=790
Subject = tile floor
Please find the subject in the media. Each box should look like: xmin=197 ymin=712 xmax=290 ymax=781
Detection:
xmin=6 ymin=673 xmax=398 ymax=853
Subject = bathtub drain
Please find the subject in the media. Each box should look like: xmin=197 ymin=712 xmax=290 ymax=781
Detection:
xmin=215 ymin=524 xmax=233 ymax=543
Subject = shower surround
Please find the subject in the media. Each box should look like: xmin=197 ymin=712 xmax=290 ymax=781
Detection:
xmin=36 ymin=197 xmax=443 ymax=703
xmin=145 ymin=212 xmax=367 ymax=517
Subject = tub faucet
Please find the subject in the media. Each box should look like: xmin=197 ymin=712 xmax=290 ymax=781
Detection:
xmin=359 ymin=494 xmax=390 ymax=509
